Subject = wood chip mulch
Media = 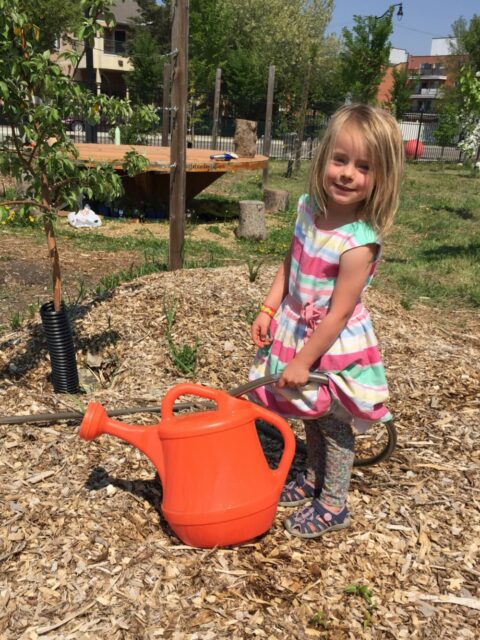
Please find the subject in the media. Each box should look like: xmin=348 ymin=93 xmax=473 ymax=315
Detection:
xmin=0 ymin=266 xmax=479 ymax=639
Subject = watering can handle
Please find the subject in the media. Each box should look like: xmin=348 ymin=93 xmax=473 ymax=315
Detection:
xmin=161 ymin=383 xmax=231 ymax=421
xmin=229 ymin=373 xmax=329 ymax=491
xmin=250 ymin=402 xmax=296 ymax=488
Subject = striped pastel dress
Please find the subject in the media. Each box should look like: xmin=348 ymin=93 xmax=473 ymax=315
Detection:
xmin=249 ymin=194 xmax=392 ymax=428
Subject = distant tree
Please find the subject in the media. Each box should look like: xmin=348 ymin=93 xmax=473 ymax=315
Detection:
xmin=309 ymin=42 xmax=346 ymax=116
xmin=389 ymin=64 xmax=411 ymax=119
xmin=451 ymin=15 xmax=480 ymax=72
xmin=189 ymin=0 xmax=228 ymax=96
xmin=340 ymin=10 xmax=393 ymax=104
xmin=433 ymin=100 xmax=459 ymax=155
xmin=188 ymin=0 xmax=335 ymax=120
xmin=134 ymin=0 xmax=171 ymax=51
xmin=457 ymin=66 xmax=480 ymax=163
xmin=125 ymin=0 xmax=171 ymax=106
xmin=19 ymin=0 xmax=83 ymax=51
xmin=126 ymin=29 xmax=165 ymax=104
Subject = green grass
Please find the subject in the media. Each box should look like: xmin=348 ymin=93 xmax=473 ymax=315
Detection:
xmin=379 ymin=164 xmax=480 ymax=308
xmin=1 ymin=160 xmax=479 ymax=309
xmin=209 ymin=161 xmax=480 ymax=308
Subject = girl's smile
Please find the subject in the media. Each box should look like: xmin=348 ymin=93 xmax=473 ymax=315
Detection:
xmin=325 ymin=125 xmax=372 ymax=214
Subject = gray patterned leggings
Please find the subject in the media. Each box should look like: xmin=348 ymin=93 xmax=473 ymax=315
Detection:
xmin=304 ymin=416 xmax=355 ymax=509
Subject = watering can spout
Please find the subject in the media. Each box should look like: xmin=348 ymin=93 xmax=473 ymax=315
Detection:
xmin=79 ymin=403 xmax=165 ymax=482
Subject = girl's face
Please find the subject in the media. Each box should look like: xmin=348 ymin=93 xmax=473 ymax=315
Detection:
xmin=325 ymin=124 xmax=373 ymax=214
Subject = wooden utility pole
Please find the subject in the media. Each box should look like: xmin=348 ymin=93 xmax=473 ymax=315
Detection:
xmin=169 ymin=0 xmax=189 ymax=271
xmin=262 ymin=65 xmax=275 ymax=187
xmin=293 ymin=63 xmax=312 ymax=174
xmin=211 ymin=68 xmax=222 ymax=149
xmin=162 ymin=63 xmax=171 ymax=146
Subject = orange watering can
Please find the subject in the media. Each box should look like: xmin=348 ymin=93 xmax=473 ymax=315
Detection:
xmin=80 ymin=383 xmax=295 ymax=548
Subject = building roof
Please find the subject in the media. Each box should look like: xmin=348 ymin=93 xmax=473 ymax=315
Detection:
xmin=110 ymin=0 xmax=141 ymax=25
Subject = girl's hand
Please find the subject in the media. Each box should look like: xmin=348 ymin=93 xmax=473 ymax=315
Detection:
xmin=251 ymin=313 xmax=272 ymax=348
xmin=277 ymin=360 xmax=309 ymax=388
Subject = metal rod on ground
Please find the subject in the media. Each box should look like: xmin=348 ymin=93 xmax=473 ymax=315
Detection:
xmin=162 ymin=63 xmax=171 ymax=146
xmin=211 ymin=68 xmax=221 ymax=150
xmin=169 ymin=0 xmax=189 ymax=270
xmin=262 ymin=65 xmax=275 ymax=188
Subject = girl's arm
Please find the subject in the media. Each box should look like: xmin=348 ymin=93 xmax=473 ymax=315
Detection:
xmin=251 ymin=250 xmax=291 ymax=348
xmin=263 ymin=250 xmax=291 ymax=309
xmin=278 ymin=244 xmax=376 ymax=387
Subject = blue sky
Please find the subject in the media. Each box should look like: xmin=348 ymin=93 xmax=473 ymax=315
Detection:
xmin=327 ymin=1 xmax=479 ymax=55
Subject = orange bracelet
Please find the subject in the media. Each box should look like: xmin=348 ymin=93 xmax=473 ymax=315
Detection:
xmin=260 ymin=304 xmax=276 ymax=318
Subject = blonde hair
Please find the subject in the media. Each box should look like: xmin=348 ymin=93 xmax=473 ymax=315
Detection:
xmin=309 ymin=104 xmax=405 ymax=236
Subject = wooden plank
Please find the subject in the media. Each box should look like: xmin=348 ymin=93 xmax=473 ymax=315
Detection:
xmin=211 ymin=68 xmax=222 ymax=149
xmin=262 ymin=65 xmax=275 ymax=187
xmin=74 ymin=144 xmax=268 ymax=174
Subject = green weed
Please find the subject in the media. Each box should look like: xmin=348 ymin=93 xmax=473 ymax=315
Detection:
xmin=10 ymin=311 xmax=23 ymax=329
xmin=163 ymin=296 xmax=177 ymax=332
xmin=207 ymin=224 xmax=230 ymax=238
xmin=344 ymin=584 xmax=374 ymax=609
xmin=240 ymin=303 xmax=260 ymax=326
xmin=345 ymin=583 xmax=375 ymax=626
xmin=308 ymin=610 xmax=329 ymax=630
xmin=400 ymin=297 xmax=412 ymax=310
xmin=246 ymin=257 xmax=264 ymax=282
xmin=94 ymin=257 xmax=167 ymax=297
xmin=26 ymin=303 xmax=38 ymax=319
xmin=166 ymin=335 xmax=199 ymax=376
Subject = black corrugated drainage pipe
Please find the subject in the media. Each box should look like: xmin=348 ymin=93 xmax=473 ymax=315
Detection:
xmin=40 ymin=301 xmax=80 ymax=394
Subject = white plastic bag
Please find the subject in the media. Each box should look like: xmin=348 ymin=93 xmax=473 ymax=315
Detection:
xmin=67 ymin=204 xmax=102 ymax=228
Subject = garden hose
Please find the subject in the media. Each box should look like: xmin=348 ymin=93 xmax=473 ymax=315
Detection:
xmin=0 ymin=372 xmax=396 ymax=466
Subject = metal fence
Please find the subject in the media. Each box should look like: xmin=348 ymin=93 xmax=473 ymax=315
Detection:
xmin=0 ymin=111 xmax=474 ymax=163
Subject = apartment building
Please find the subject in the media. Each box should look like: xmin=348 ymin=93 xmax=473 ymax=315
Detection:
xmin=58 ymin=0 xmax=140 ymax=98
xmin=378 ymin=39 xmax=464 ymax=114
xmin=407 ymin=55 xmax=453 ymax=113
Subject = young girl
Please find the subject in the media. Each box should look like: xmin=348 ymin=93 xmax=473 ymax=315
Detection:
xmin=249 ymin=104 xmax=404 ymax=539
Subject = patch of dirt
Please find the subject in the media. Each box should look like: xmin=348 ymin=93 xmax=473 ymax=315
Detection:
xmin=0 ymin=230 xmax=145 ymax=328
xmin=0 ymin=216 xmax=241 ymax=329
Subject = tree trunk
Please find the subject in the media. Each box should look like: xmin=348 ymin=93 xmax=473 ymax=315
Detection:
xmin=236 ymin=200 xmax=267 ymax=240
xmin=43 ymin=215 xmax=62 ymax=312
xmin=264 ymin=188 xmax=289 ymax=213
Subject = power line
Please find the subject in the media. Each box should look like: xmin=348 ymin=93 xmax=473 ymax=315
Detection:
xmin=394 ymin=23 xmax=448 ymax=38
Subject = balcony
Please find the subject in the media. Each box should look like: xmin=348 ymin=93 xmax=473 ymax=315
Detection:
xmin=410 ymin=88 xmax=443 ymax=100
xmin=103 ymin=39 xmax=127 ymax=56
xmin=421 ymin=88 xmax=440 ymax=96
xmin=418 ymin=65 xmax=446 ymax=78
